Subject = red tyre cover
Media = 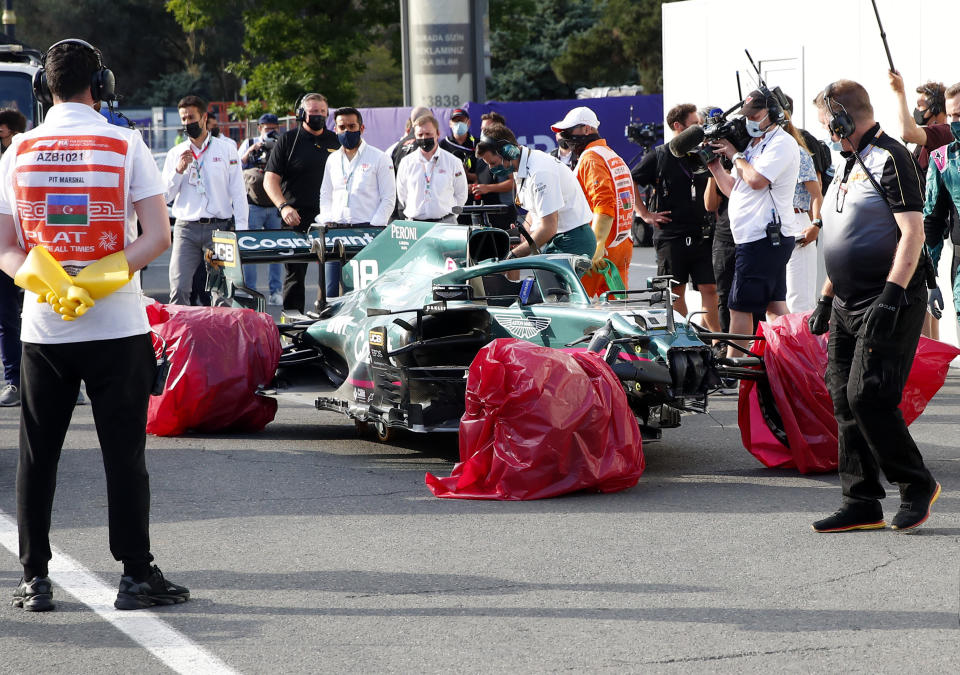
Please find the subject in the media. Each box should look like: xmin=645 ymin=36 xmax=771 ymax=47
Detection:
xmin=146 ymin=302 xmax=281 ymax=436
xmin=425 ymin=338 xmax=644 ymax=499
xmin=738 ymin=312 xmax=960 ymax=473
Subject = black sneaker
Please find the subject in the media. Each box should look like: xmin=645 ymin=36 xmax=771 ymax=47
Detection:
xmin=812 ymin=505 xmax=886 ymax=533
xmin=114 ymin=565 xmax=190 ymax=610
xmin=891 ymin=482 xmax=941 ymax=532
xmin=12 ymin=576 xmax=55 ymax=611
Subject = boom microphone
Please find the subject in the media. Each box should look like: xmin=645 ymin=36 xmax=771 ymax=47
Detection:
xmin=668 ymin=124 xmax=705 ymax=158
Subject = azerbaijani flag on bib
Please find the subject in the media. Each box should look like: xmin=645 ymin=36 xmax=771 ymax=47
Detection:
xmin=46 ymin=194 xmax=89 ymax=226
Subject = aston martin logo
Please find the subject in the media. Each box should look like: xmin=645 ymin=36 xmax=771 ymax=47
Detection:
xmin=490 ymin=311 xmax=551 ymax=339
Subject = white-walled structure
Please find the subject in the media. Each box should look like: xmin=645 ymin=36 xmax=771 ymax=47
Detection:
xmin=662 ymin=0 xmax=960 ymax=355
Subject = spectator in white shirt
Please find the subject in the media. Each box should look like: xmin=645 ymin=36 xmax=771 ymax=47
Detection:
xmin=161 ymin=95 xmax=247 ymax=305
xmin=319 ymin=107 xmax=396 ymax=297
xmin=320 ymin=107 xmax=396 ymax=228
xmin=395 ymin=115 xmax=468 ymax=223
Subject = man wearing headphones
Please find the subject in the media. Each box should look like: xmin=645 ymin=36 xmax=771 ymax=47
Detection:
xmin=0 ymin=39 xmax=188 ymax=610
xmin=475 ymin=123 xmax=595 ymax=258
xmin=264 ymin=93 xmax=340 ymax=312
xmin=807 ymin=80 xmax=938 ymax=533
xmin=707 ymin=89 xmax=801 ymax=357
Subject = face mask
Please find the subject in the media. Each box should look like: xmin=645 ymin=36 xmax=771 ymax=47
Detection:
xmin=417 ymin=137 xmax=436 ymax=152
xmin=490 ymin=163 xmax=514 ymax=181
xmin=337 ymin=130 xmax=362 ymax=150
xmin=184 ymin=121 xmax=203 ymax=139
xmin=951 ymin=121 xmax=960 ymax=143
xmin=829 ymin=140 xmax=842 ymax=152
xmin=558 ymin=138 xmax=570 ymax=150
xmin=745 ymin=114 xmax=769 ymax=138
xmin=452 ymin=121 xmax=468 ymax=137
xmin=306 ymin=115 xmax=326 ymax=131
xmin=913 ymin=108 xmax=931 ymax=126
xmin=209 ymin=127 xmax=220 ymax=138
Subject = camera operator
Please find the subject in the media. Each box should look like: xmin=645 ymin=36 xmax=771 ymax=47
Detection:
xmin=808 ymin=80 xmax=938 ymax=533
xmin=238 ymin=113 xmax=283 ymax=305
xmin=707 ymin=90 xmax=801 ymax=356
xmin=633 ymin=103 xmax=719 ymax=330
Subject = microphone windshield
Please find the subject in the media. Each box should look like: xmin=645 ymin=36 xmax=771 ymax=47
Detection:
xmin=668 ymin=124 xmax=705 ymax=158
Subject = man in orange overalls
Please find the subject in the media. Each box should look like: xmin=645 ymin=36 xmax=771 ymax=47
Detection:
xmin=551 ymin=107 xmax=634 ymax=298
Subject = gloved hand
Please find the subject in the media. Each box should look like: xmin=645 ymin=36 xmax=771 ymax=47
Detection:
xmin=14 ymin=246 xmax=94 ymax=320
xmin=928 ymin=287 xmax=944 ymax=320
xmin=861 ymin=281 xmax=905 ymax=340
xmin=808 ymin=295 xmax=833 ymax=335
xmin=73 ymin=251 xmax=132 ymax=299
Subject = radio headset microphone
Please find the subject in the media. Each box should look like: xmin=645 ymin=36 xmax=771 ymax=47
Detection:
xmin=668 ymin=124 xmax=705 ymax=158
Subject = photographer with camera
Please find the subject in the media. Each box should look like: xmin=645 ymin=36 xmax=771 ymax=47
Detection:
xmin=707 ymin=90 xmax=801 ymax=356
xmin=807 ymin=80 xmax=939 ymax=533
xmin=238 ymin=113 xmax=283 ymax=305
xmin=632 ymin=103 xmax=719 ymax=330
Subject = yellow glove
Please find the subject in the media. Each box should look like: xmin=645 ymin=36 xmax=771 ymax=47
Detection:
xmin=14 ymin=246 xmax=94 ymax=320
xmin=73 ymin=251 xmax=132 ymax=299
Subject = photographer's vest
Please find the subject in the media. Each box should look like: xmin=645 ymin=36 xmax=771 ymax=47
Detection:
xmin=578 ymin=143 xmax=634 ymax=247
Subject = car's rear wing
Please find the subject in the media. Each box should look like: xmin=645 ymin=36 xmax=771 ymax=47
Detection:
xmin=208 ymin=224 xmax=384 ymax=311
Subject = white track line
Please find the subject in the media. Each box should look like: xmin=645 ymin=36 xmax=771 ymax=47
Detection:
xmin=0 ymin=509 xmax=237 ymax=675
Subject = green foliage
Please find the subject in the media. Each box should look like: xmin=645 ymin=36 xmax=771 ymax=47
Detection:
xmin=15 ymin=0 xmax=188 ymax=104
xmin=488 ymin=0 xmax=600 ymax=101
xmin=165 ymin=0 xmax=400 ymax=113
xmin=552 ymin=0 xmax=680 ymax=93
xmin=354 ymin=44 xmax=404 ymax=108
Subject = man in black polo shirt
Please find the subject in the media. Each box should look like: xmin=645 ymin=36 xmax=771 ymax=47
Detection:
xmin=264 ymin=93 xmax=340 ymax=312
xmin=633 ymin=103 xmax=719 ymax=330
xmin=808 ymin=80 xmax=939 ymax=533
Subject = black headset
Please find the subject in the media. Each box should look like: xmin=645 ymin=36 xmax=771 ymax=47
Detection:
xmin=295 ymin=93 xmax=323 ymax=123
xmin=479 ymin=134 xmax=521 ymax=160
xmin=752 ymin=85 xmax=788 ymax=127
xmin=921 ymin=84 xmax=945 ymax=117
xmin=32 ymin=38 xmax=116 ymax=108
xmin=823 ymin=82 xmax=856 ymax=139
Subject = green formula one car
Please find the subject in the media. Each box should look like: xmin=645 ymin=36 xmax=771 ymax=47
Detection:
xmin=208 ymin=209 xmax=770 ymax=442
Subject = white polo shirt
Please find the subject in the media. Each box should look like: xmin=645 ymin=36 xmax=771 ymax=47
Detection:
xmin=396 ymin=147 xmax=468 ymax=220
xmin=0 ymin=102 xmax=162 ymax=343
xmin=515 ymin=147 xmax=592 ymax=233
xmin=727 ymin=125 xmax=801 ymax=244
xmin=319 ymin=141 xmax=396 ymax=227
xmin=162 ymin=133 xmax=248 ymax=228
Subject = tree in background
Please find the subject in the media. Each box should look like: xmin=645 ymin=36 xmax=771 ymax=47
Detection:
xmin=15 ymin=0 xmax=193 ymax=104
xmin=487 ymin=0 xmax=599 ymax=101
xmin=552 ymin=0 xmax=679 ymax=94
xmin=168 ymin=0 xmax=399 ymax=117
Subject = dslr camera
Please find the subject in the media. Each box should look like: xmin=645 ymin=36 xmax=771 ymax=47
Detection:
xmin=251 ymin=131 xmax=279 ymax=167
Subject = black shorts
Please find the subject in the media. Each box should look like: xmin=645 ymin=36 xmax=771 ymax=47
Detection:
xmin=729 ymin=236 xmax=796 ymax=314
xmin=655 ymin=235 xmax=715 ymax=286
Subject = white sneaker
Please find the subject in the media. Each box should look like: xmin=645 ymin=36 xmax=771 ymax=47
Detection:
xmin=0 ymin=383 xmax=19 ymax=407
xmin=268 ymin=292 xmax=283 ymax=306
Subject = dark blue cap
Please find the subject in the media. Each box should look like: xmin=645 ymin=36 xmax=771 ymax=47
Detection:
xmin=258 ymin=113 xmax=279 ymax=125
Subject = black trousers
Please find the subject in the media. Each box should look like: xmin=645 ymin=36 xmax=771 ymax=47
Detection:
xmin=825 ymin=296 xmax=934 ymax=506
xmin=17 ymin=334 xmax=156 ymax=580
xmin=282 ymin=211 xmax=317 ymax=312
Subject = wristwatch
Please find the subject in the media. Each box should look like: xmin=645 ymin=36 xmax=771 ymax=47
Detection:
xmin=278 ymin=201 xmax=291 ymax=211
xmin=812 ymin=218 xmax=823 ymax=229
xmin=731 ymin=152 xmax=746 ymax=163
